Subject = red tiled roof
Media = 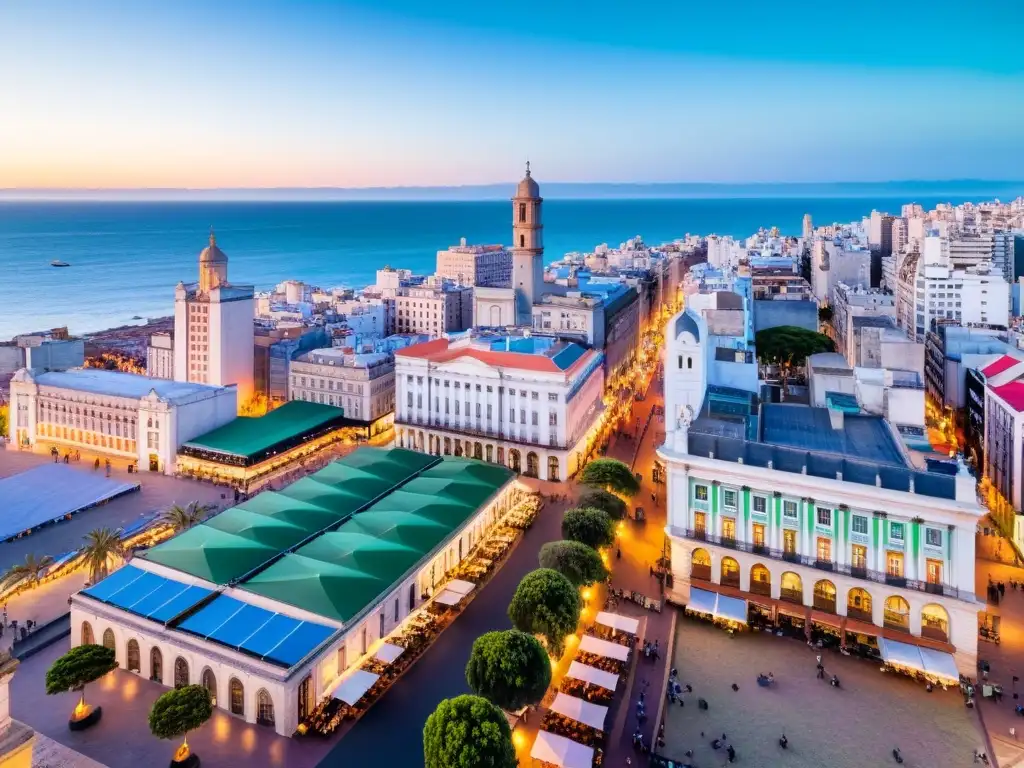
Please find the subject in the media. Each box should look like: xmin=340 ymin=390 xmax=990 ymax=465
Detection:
xmin=992 ymin=381 xmax=1024 ymax=412
xmin=982 ymin=354 xmax=1022 ymax=378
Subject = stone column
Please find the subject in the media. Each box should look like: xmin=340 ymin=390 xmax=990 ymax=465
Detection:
xmin=0 ymin=653 xmax=34 ymax=768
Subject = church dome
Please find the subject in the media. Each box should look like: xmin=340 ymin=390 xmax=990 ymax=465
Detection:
xmin=515 ymin=162 xmax=540 ymax=199
xmin=199 ymin=230 xmax=228 ymax=264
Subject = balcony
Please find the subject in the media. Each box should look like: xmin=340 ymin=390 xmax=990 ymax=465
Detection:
xmin=780 ymin=587 xmax=803 ymax=605
xmin=812 ymin=595 xmax=836 ymax=614
xmin=846 ymin=606 xmax=873 ymax=623
xmin=750 ymin=581 xmax=771 ymax=597
xmin=721 ymin=572 xmax=740 ymax=588
xmin=675 ymin=528 xmax=961 ymax=599
xmin=690 ymin=564 xmax=711 ymax=582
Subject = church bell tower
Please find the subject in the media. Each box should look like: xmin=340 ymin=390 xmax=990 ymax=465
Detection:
xmin=511 ymin=161 xmax=544 ymax=326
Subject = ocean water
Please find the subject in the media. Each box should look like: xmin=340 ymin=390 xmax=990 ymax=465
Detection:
xmin=0 ymin=197 xmax=962 ymax=339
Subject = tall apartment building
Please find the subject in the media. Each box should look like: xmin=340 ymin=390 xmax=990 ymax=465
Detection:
xmin=394 ymin=283 xmax=473 ymax=336
xmin=831 ymin=283 xmax=896 ymax=363
xmin=146 ymin=333 xmax=174 ymax=379
xmin=289 ymin=348 xmax=395 ymax=433
xmin=394 ymin=332 xmax=605 ymax=482
xmin=173 ymin=232 xmax=255 ymax=403
xmin=660 ymin=303 xmax=984 ymax=673
xmin=811 ymin=240 xmax=872 ymax=304
xmin=435 ymin=240 xmax=512 ymax=287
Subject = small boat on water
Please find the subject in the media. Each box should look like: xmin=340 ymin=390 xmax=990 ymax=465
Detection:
xmin=50 ymin=260 xmax=71 ymax=267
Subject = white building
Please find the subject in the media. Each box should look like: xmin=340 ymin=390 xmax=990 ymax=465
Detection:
xmin=811 ymin=240 xmax=872 ymax=305
xmin=435 ymin=240 xmax=511 ymax=287
xmin=289 ymin=348 xmax=395 ymax=433
xmin=395 ymin=283 xmax=473 ymax=337
xmin=173 ymin=232 xmax=255 ymax=403
xmin=8 ymin=368 xmax=236 ymax=473
xmin=831 ymin=283 xmax=896 ymax=364
xmin=659 ymin=305 xmax=984 ymax=674
xmin=70 ymin=448 xmax=524 ymax=736
xmin=394 ymin=332 xmax=605 ymax=482
xmin=146 ymin=333 xmax=174 ymax=380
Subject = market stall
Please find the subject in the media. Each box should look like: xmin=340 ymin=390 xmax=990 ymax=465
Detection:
xmin=550 ymin=693 xmax=608 ymax=731
xmin=531 ymin=730 xmax=595 ymax=768
xmin=446 ymin=579 xmax=477 ymax=596
xmin=714 ymin=594 xmax=748 ymax=624
xmin=685 ymin=587 xmax=717 ymax=617
xmin=879 ymin=638 xmax=958 ymax=685
xmin=579 ymin=635 xmax=630 ymax=662
xmin=595 ymin=611 xmax=640 ymax=635
xmin=433 ymin=589 xmax=464 ymax=607
xmin=329 ymin=669 xmax=380 ymax=706
xmin=374 ymin=642 xmax=406 ymax=664
xmin=566 ymin=662 xmax=619 ymax=692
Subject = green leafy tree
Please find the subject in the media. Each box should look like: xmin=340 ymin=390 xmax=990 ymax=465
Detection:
xmin=1 ymin=552 xmax=54 ymax=591
xmin=465 ymin=630 xmax=551 ymax=711
xmin=79 ymin=528 xmax=125 ymax=583
xmin=754 ymin=325 xmax=835 ymax=387
xmin=423 ymin=694 xmax=517 ymax=768
xmin=149 ymin=684 xmax=214 ymax=762
xmin=539 ymin=540 xmax=608 ymax=587
xmin=159 ymin=501 xmax=215 ymax=533
xmin=578 ymin=487 xmax=628 ymax=520
xmin=562 ymin=507 xmax=615 ymax=550
xmin=45 ymin=644 xmax=117 ymax=718
xmin=508 ymin=568 xmax=580 ymax=657
xmin=0 ymin=404 xmax=7 ymax=436
xmin=579 ymin=458 xmax=640 ymax=497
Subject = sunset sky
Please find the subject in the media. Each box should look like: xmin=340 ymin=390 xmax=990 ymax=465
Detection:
xmin=3 ymin=0 xmax=1024 ymax=188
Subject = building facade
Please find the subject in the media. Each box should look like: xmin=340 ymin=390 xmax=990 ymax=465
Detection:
xmin=394 ymin=284 xmax=472 ymax=337
xmin=289 ymin=348 xmax=395 ymax=433
xmin=146 ymin=333 xmax=174 ymax=380
xmin=8 ymin=368 xmax=236 ymax=473
xmin=435 ymin=242 xmax=512 ymax=287
xmin=173 ymin=232 xmax=255 ymax=403
xmin=394 ymin=333 xmax=605 ymax=481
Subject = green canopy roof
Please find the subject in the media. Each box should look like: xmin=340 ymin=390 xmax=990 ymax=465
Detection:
xmin=181 ymin=400 xmax=347 ymax=460
xmin=141 ymin=447 xmax=439 ymax=584
xmin=240 ymin=457 xmax=513 ymax=621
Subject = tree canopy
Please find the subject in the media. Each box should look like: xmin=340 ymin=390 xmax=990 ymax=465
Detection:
xmin=539 ymin=540 xmax=608 ymax=587
xmin=423 ymin=695 xmax=517 ymax=768
xmin=149 ymin=685 xmax=213 ymax=741
xmin=2 ymin=553 xmax=54 ymax=591
xmin=579 ymin=458 xmax=640 ymax=497
xmin=577 ymin=487 xmax=628 ymax=520
xmin=754 ymin=325 xmax=835 ymax=368
xmin=79 ymin=528 xmax=125 ymax=583
xmin=45 ymin=645 xmax=117 ymax=695
xmin=508 ymin=568 xmax=581 ymax=657
xmin=465 ymin=630 xmax=551 ymax=711
xmin=561 ymin=507 xmax=615 ymax=550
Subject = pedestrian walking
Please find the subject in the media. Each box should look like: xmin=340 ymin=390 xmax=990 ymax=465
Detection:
xmin=1011 ymin=726 xmax=1017 ymax=740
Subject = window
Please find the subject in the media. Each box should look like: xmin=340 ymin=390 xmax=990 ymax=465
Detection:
xmin=531 ymin=412 xmax=538 ymax=426
xmin=926 ymin=528 xmax=942 ymax=547
xmin=753 ymin=496 xmax=766 ymax=513
xmin=926 ymin=559 xmax=943 ymax=585
xmin=851 ymin=544 xmax=867 ymax=569
xmin=257 ymin=689 xmax=275 ymax=727
xmin=783 ymin=500 xmax=798 ymax=519
xmin=126 ymin=639 xmax=140 ymax=673
xmin=722 ymin=489 xmax=737 ymax=509
xmin=694 ymin=485 xmax=708 ymax=501
xmin=230 ymin=678 xmax=244 ymax=716
xmin=752 ymin=523 xmax=765 ymax=547
xmin=851 ymin=515 xmax=868 ymax=535
xmin=150 ymin=647 xmax=163 ymax=683
xmin=783 ymin=529 xmax=797 ymax=554
xmin=694 ymin=512 xmax=706 ymax=535
xmin=174 ymin=657 xmax=189 ymax=688
xmin=519 ymin=203 xmax=526 ymax=222
xmin=890 ymin=523 xmax=905 ymax=541
xmin=816 ymin=537 xmax=832 ymax=562
xmin=379 ymin=611 xmax=385 ymax=638
xmin=887 ymin=552 xmax=904 ymax=577
xmin=816 ymin=507 xmax=832 ymax=527
xmin=722 ymin=518 xmax=736 ymax=540
xmin=548 ymin=393 xmax=558 ymax=401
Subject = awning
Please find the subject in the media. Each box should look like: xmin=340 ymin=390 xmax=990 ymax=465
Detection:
xmin=879 ymin=638 xmax=959 ymax=683
xmin=329 ymin=669 xmax=379 ymax=705
xmin=714 ymin=594 xmax=748 ymax=624
xmin=549 ymin=692 xmax=609 ymax=731
xmin=433 ymin=589 xmax=463 ymax=606
xmin=687 ymin=587 xmax=717 ymax=615
xmin=595 ymin=611 xmax=640 ymax=635
xmin=530 ymin=731 xmax=595 ymax=768
xmin=446 ymin=579 xmax=477 ymax=596
xmin=374 ymin=642 xmax=406 ymax=664
xmin=579 ymin=635 xmax=630 ymax=662
xmin=566 ymin=661 xmax=619 ymax=691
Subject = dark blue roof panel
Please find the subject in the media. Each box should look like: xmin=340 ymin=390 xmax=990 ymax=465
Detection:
xmin=82 ymin=565 xmax=212 ymax=623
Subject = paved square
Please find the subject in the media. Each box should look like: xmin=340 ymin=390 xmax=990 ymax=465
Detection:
xmin=661 ymin=617 xmax=983 ymax=768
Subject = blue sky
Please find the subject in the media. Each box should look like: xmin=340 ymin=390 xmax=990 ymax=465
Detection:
xmin=2 ymin=0 xmax=1023 ymax=187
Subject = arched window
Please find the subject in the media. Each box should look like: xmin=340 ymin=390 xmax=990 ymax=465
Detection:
xmin=720 ymin=557 xmax=740 ymax=586
xmin=847 ymin=588 xmax=872 ymax=621
xmin=102 ymin=628 xmax=115 ymax=652
xmin=526 ymin=452 xmax=539 ymax=477
xmin=687 ymin=357 xmax=693 ymax=369
xmin=780 ymin=572 xmax=803 ymax=603
xmin=883 ymin=596 xmax=910 ymax=631
xmin=750 ymin=564 xmax=771 ymax=595
xmin=921 ymin=604 xmax=949 ymax=642
xmin=202 ymin=668 xmax=218 ymax=706
xmin=126 ymin=639 xmax=140 ymax=673
xmin=230 ymin=678 xmax=245 ymax=716
xmin=174 ymin=657 xmax=189 ymax=688
xmin=547 ymin=456 xmax=560 ymax=482
xmin=257 ymin=689 xmax=275 ymax=726
xmin=81 ymin=621 xmax=94 ymax=645
xmin=520 ymin=234 xmax=525 ymax=248
xmin=151 ymin=647 xmax=163 ymax=683
xmin=690 ymin=548 xmax=711 ymax=580
xmin=813 ymin=580 xmax=837 ymax=613
xmin=519 ymin=203 xmax=526 ymax=223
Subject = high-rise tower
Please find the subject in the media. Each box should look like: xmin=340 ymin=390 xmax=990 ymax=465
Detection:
xmin=511 ymin=162 xmax=544 ymax=325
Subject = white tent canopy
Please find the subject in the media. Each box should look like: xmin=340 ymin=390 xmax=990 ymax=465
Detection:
xmin=446 ymin=579 xmax=476 ymax=595
xmin=530 ymin=731 xmax=595 ymax=768
xmin=328 ymin=669 xmax=379 ymax=705
xmin=433 ymin=589 xmax=463 ymax=606
xmin=374 ymin=642 xmax=405 ymax=663
xmin=879 ymin=638 xmax=959 ymax=683
xmin=566 ymin=661 xmax=619 ymax=691
xmin=595 ymin=611 xmax=640 ymax=635
xmin=550 ymin=693 xmax=609 ymax=731
xmin=688 ymin=587 xmax=747 ymax=624
xmin=579 ymin=635 xmax=630 ymax=662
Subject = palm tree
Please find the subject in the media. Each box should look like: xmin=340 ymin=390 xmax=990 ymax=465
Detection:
xmin=79 ymin=528 xmax=125 ymax=583
xmin=1 ymin=553 xmax=54 ymax=591
xmin=159 ymin=501 xmax=215 ymax=533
